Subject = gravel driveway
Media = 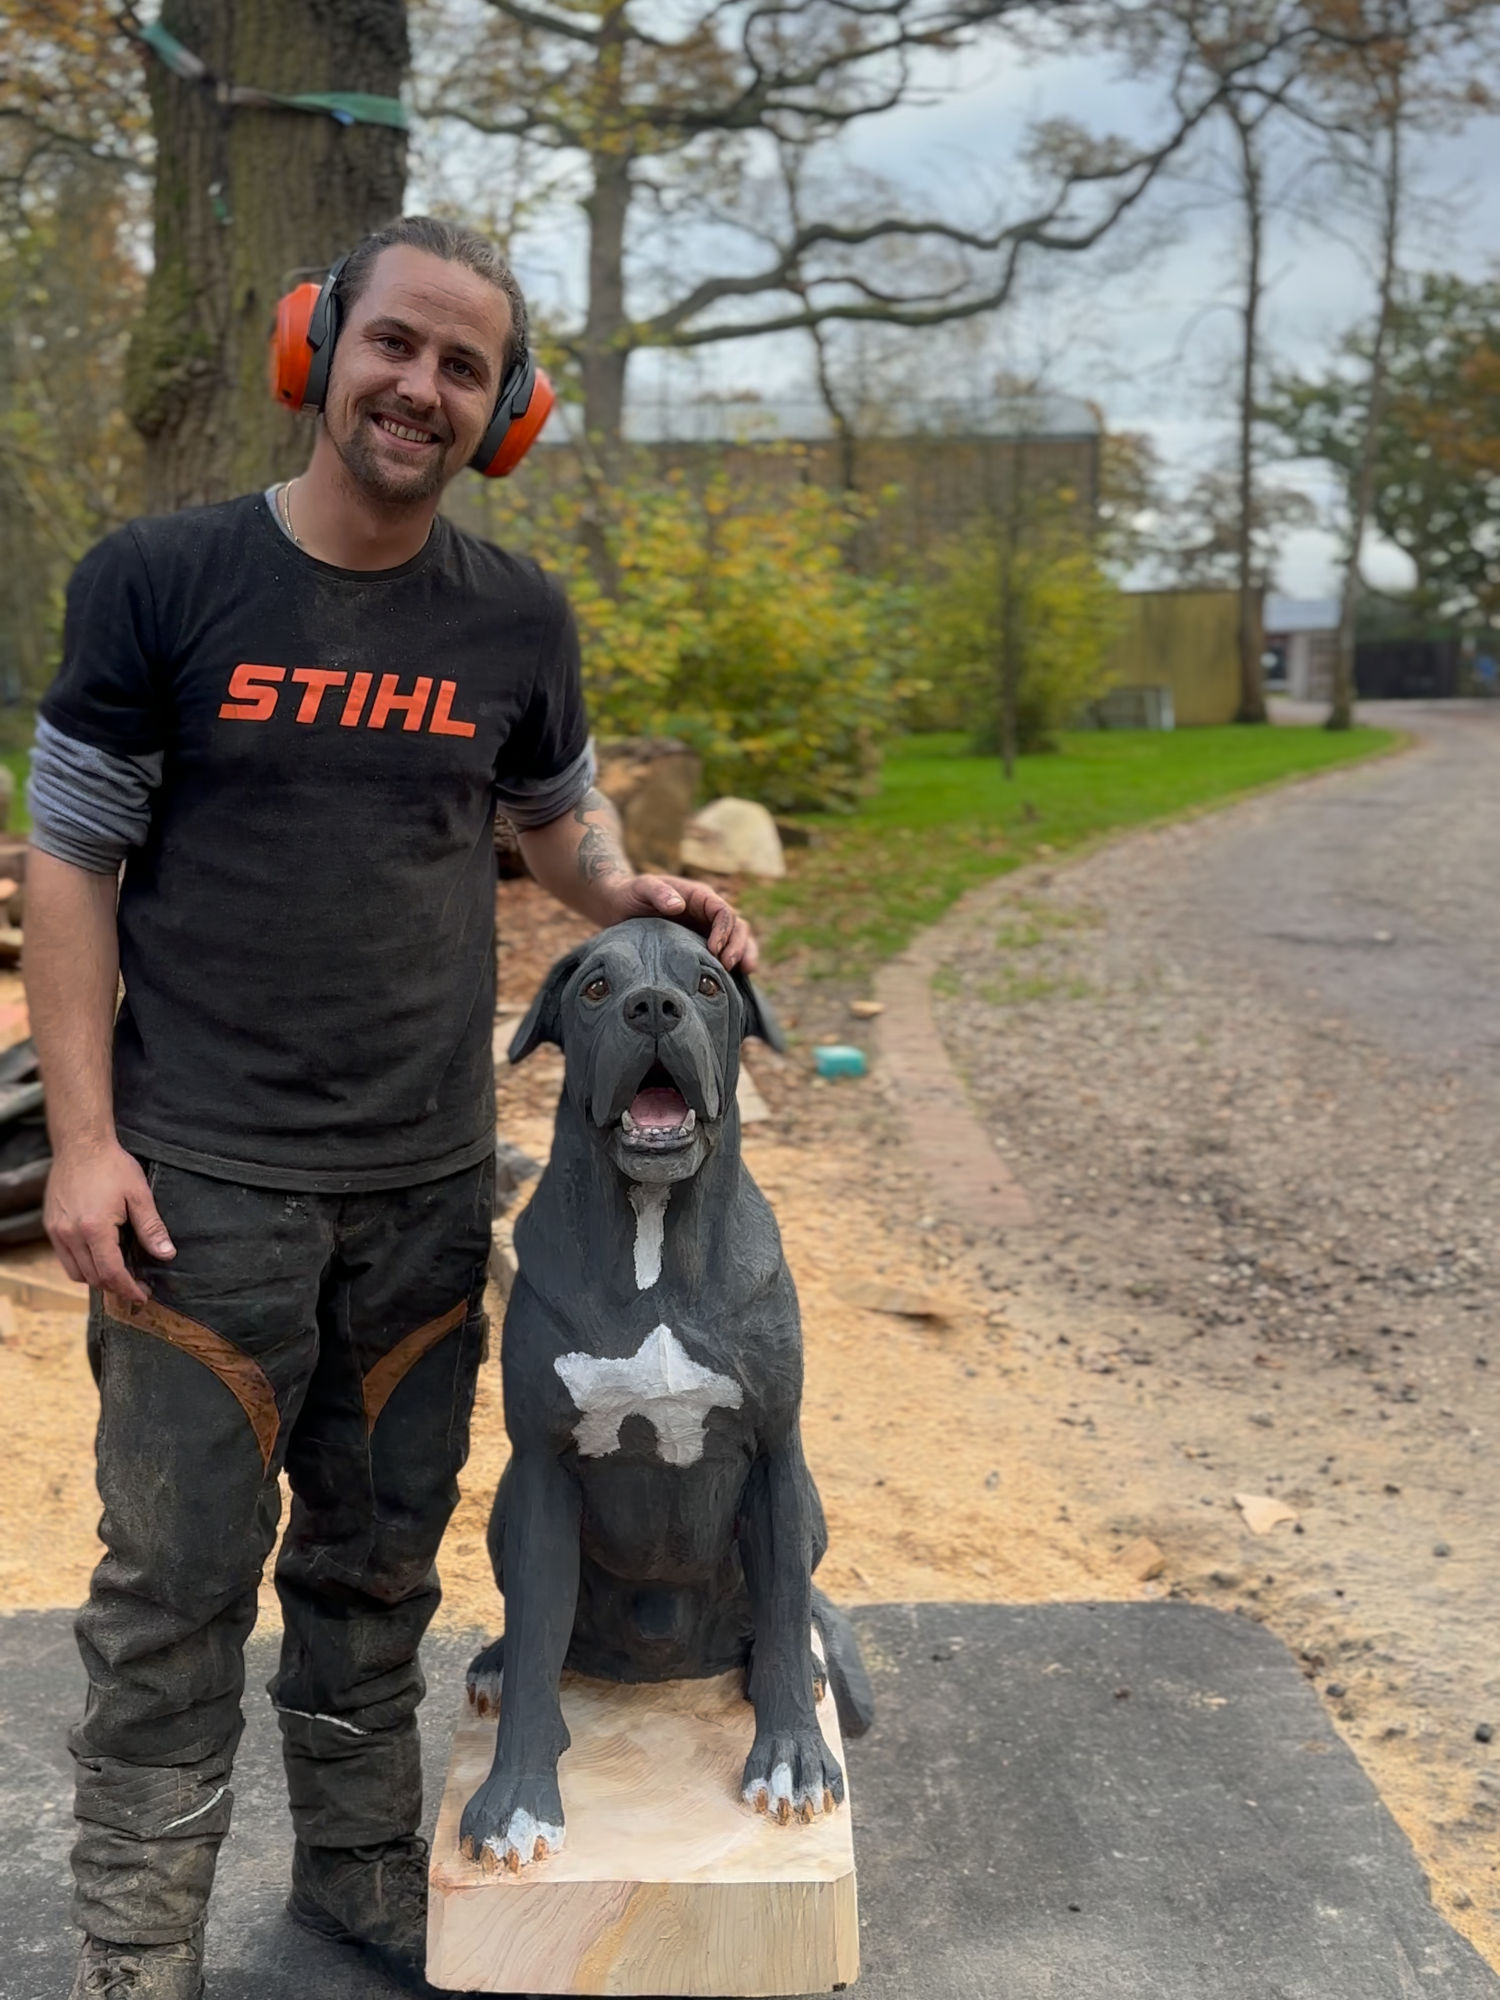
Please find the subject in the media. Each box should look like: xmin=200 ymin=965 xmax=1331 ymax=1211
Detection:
xmin=928 ymin=704 xmax=1500 ymax=1958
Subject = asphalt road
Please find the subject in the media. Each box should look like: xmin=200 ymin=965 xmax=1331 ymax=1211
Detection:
xmin=1201 ymin=701 xmax=1500 ymax=1078
xmin=4 ymin=1603 xmax=1497 ymax=1999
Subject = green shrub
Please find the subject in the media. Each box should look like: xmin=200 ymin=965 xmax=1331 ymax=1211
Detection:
xmin=904 ymin=518 xmax=1124 ymax=752
xmin=478 ymin=470 xmax=912 ymax=812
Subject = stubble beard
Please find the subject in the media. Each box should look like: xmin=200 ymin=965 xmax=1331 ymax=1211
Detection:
xmin=331 ymin=402 xmax=456 ymax=504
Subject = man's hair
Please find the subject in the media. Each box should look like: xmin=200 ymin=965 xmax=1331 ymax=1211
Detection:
xmin=333 ymin=215 xmax=528 ymax=376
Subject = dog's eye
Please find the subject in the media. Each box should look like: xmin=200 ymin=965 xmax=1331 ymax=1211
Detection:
xmin=698 ymin=973 xmax=722 ymax=998
xmin=583 ymin=976 xmax=610 ymax=1001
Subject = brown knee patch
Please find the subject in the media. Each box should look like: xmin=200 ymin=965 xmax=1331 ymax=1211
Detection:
xmin=361 ymin=1299 xmax=468 ymax=1431
xmin=102 ymin=1291 xmax=280 ymax=1471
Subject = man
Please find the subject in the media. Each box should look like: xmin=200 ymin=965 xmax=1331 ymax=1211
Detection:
xmin=25 ymin=214 xmax=754 ymax=2000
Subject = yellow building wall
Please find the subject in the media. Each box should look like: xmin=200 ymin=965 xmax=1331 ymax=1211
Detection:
xmin=1106 ymin=589 xmax=1251 ymax=727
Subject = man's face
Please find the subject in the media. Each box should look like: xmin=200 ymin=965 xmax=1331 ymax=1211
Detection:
xmin=323 ymin=244 xmax=511 ymax=504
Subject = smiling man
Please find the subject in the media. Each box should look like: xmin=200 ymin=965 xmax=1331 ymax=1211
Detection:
xmin=24 ymin=216 xmax=753 ymax=2000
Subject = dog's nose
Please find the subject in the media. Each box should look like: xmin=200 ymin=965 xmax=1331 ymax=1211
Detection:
xmin=622 ymin=986 xmax=685 ymax=1038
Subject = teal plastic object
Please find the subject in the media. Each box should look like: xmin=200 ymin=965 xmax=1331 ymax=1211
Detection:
xmin=813 ymin=1044 xmax=868 ymax=1079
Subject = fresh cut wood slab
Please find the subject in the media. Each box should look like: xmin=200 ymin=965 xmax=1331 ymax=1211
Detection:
xmin=428 ymin=1661 xmax=859 ymax=1995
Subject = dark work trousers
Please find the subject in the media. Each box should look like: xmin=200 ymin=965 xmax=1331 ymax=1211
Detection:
xmin=69 ymin=1155 xmax=494 ymax=1947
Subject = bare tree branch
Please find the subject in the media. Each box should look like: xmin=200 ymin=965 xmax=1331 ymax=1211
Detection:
xmin=638 ymin=72 xmax=1226 ymax=346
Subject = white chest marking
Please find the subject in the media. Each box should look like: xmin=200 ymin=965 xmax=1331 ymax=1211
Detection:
xmin=555 ymin=1324 xmax=742 ymax=1467
xmin=629 ymin=1183 xmax=670 ymax=1290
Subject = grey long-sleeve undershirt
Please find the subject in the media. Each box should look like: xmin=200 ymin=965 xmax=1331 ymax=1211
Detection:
xmin=27 ymin=716 xmax=162 ymax=875
xmin=28 ymin=492 xmax=596 ymax=872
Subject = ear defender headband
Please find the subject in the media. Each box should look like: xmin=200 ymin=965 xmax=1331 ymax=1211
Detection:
xmin=268 ymin=252 xmax=555 ymax=477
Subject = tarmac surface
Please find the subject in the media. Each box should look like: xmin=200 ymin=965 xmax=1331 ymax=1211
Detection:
xmin=1215 ymin=700 xmax=1500 ymax=1078
xmin=4 ymin=1600 xmax=1497 ymax=1999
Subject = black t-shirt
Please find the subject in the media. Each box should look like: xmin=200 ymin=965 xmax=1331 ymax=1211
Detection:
xmin=41 ymin=493 xmax=588 ymax=1192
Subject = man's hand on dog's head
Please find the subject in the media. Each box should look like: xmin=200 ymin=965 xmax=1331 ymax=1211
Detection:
xmin=599 ymin=873 xmax=759 ymax=972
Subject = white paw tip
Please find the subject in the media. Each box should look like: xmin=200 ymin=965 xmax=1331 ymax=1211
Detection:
xmin=482 ymin=1808 xmax=564 ymax=1869
xmin=743 ymin=1761 xmax=832 ymax=1820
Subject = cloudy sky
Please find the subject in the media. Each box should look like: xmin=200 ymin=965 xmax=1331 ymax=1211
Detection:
xmin=419 ymin=18 xmax=1500 ymax=599
xmin=849 ymin=38 xmax=1500 ymax=596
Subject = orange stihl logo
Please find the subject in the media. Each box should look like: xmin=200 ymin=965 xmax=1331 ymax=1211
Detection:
xmin=218 ymin=665 xmax=476 ymax=737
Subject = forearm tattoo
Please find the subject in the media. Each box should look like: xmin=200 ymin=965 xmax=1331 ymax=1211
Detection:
xmin=574 ymin=788 xmax=630 ymax=886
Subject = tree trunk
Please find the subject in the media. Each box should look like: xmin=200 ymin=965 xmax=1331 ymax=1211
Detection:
xmin=1231 ymin=103 xmax=1268 ymax=725
xmin=997 ymin=438 xmax=1028 ymax=780
xmin=1329 ymin=92 xmax=1402 ymax=733
xmin=126 ymin=0 xmax=408 ymax=512
xmin=580 ymin=4 xmax=632 ymax=466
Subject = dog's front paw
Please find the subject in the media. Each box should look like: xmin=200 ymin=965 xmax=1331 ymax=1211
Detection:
xmin=460 ymin=1768 xmax=564 ymax=1872
xmin=465 ymin=1637 xmax=505 ymax=1718
xmin=742 ymin=1723 xmax=845 ymax=1825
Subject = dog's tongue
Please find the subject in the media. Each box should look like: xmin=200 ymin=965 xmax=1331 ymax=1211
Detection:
xmin=630 ymin=1086 xmax=689 ymax=1130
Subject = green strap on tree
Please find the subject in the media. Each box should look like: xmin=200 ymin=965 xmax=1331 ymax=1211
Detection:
xmin=130 ymin=17 xmax=409 ymax=131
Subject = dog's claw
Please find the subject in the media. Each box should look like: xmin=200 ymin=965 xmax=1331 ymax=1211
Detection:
xmin=742 ymin=1728 xmax=845 ymax=1825
xmin=465 ymin=1639 xmax=505 ymax=1722
xmin=461 ymin=1779 xmax=567 ymax=1876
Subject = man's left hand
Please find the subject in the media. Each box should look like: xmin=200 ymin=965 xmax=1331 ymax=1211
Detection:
xmin=599 ymin=873 xmax=758 ymax=972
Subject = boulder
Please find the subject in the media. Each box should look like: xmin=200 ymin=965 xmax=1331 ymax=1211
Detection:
xmin=680 ymin=797 xmax=786 ymax=880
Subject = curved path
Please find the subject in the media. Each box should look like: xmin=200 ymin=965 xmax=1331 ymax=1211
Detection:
xmin=876 ymin=702 xmax=1500 ymax=1967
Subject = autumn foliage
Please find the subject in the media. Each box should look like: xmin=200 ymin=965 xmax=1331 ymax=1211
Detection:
xmin=480 ymin=469 xmax=913 ymax=810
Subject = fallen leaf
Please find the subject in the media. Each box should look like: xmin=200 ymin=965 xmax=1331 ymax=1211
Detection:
xmin=849 ymin=999 xmax=884 ymax=1018
xmin=1234 ymin=1493 xmax=1299 ymax=1535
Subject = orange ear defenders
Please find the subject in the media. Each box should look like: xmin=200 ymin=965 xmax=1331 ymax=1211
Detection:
xmin=268 ymin=254 xmax=555 ymax=477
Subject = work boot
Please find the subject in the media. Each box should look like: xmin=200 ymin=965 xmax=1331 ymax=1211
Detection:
xmin=68 ymin=1927 xmax=205 ymax=1999
xmin=287 ymin=1835 xmax=432 ymax=1991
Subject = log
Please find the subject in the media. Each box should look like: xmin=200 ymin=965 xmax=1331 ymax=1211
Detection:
xmin=427 ymin=1660 xmax=858 ymax=1996
xmin=493 ymin=738 xmax=700 ymax=877
xmin=595 ymin=738 xmax=701 ymax=873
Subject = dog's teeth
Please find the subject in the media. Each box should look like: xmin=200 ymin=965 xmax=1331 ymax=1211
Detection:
xmin=681 ymin=1109 xmax=696 ymax=1133
xmin=622 ymin=1110 xmax=638 ymax=1135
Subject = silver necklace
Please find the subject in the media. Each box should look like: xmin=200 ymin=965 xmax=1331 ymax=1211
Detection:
xmin=277 ymin=480 xmax=305 ymax=551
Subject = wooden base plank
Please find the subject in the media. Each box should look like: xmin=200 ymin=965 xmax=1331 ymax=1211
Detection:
xmin=428 ymin=1662 xmax=858 ymax=1995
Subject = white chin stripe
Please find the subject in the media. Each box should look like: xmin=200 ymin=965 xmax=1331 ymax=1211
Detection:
xmin=555 ymin=1324 xmax=742 ymax=1467
xmin=629 ymin=1182 xmax=670 ymax=1289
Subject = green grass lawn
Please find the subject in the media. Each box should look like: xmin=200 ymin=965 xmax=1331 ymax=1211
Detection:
xmin=742 ymin=722 xmax=1398 ymax=976
xmin=0 ymin=724 xmax=1397 ymax=966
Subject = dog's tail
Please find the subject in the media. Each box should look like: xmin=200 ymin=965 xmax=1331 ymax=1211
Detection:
xmin=811 ymin=1586 xmax=876 ymax=1738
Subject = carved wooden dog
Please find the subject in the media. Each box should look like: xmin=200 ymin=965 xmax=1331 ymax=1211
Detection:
xmin=460 ymin=917 xmax=872 ymax=1870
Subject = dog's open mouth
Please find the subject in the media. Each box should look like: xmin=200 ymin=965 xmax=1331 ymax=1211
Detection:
xmin=619 ymin=1064 xmax=698 ymax=1151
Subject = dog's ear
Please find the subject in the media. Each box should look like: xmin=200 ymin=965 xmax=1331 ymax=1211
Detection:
xmin=735 ymin=971 xmax=788 ymax=1055
xmin=509 ymin=948 xmax=585 ymax=1064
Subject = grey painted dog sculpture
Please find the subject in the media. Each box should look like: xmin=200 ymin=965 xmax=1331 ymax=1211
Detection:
xmin=460 ymin=917 xmax=873 ymax=1870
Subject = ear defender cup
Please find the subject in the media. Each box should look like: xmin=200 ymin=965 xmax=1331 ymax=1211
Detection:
xmin=267 ymin=255 xmax=552 ymax=474
xmin=470 ymin=360 xmax=555 ymax=478
xmin=269 ymin=282 xmax=324 ymax=410
xmin=268 ymin=257 xmax=345 ymax=413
